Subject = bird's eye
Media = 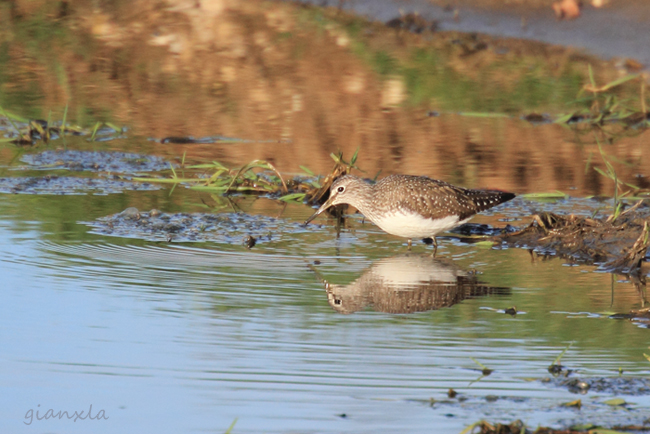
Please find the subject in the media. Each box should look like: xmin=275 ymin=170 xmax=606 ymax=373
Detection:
xmin=337 ymin=186 xmax=345 ymax=193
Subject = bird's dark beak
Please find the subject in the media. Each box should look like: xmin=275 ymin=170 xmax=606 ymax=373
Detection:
xmin=304 ymin=196 xmax=337 ymax=225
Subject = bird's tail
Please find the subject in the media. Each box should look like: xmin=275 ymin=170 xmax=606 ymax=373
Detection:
xmin=466 ymin=189 xmax=516 ymax=213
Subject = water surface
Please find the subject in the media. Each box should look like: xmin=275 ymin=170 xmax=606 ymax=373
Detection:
xmin=1 ymin=190 xmax=649 ymax=433
xmin=1 ymin=1 xmax=649 ymax=432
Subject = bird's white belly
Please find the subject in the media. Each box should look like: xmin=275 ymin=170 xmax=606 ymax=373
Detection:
xmin=372 ymin=212 xmax=469 ymax=239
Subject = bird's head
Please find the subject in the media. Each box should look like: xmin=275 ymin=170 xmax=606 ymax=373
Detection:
xmin=304 ymin=175 xmax=369 ymax=224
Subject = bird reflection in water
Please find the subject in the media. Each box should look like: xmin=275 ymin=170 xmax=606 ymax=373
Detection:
xmin=314 ymin=254 xmax=510 ymax=314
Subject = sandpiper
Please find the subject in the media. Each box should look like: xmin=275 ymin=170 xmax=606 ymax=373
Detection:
xmin=305 ymin=174 xmax=515 ymax=253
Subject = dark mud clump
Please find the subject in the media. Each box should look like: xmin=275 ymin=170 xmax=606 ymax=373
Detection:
xmin=0 ymin=176 xmax=161 ymax=195
xmin=158 ymin=135 xmax=249 ymax=144
xmin=497 ymin=203 xmax=650 ymax=275
xmin=610 ymin=307 xmax=650 ymax=328
xmin=83 ymin=207 xmax=307 ymax=244
xmin=551 ymin=376 xmax=650 ymax=395
xmin=22 ymin=150 xmax=173 ymax=173
xmin=466 ymin=419 xmax=649 ymax=434
xmin=385 ymin=12 xmax=438 ymax=33
xmin=452 ymin=222 xmax=518 ymax=237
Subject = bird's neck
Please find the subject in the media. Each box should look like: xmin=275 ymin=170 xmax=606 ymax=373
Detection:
xmin=348 ymin=183 xmax=376 ymax=219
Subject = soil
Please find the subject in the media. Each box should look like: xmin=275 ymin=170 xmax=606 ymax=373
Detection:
xmin=497 ymin=201 xmax=650 ymax=275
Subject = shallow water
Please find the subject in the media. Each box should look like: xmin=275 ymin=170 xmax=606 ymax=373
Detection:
xmin=1 ymin=1 xmax=650 ymax=432
xmin=1 ymin=186 xmax=649 ymax=433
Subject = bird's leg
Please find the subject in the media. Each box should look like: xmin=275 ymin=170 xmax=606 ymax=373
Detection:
xmin=407 ymin=239 xmax=412 ymax=251
xmin=431 ymin=236 xmax=438 ymax=257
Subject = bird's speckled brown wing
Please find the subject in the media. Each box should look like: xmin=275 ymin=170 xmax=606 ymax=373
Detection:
xmin=372 ymin=175 xmax=513 ymax=221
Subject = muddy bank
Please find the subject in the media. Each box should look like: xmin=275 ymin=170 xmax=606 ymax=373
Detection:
xmin=497 ymin=203 xmax=650 ymax=276
xmin=21 ymin=150 xmax=173 ymax=173
xmin=322 ymin=0 xmax=650 ymax=69
xmin=82 ymin=207 xmax=309 ymax=244
xmin=0 ymin=176 xmax=160 ymax=195
xmin=412 ymin=371 xmax=650 ymax=432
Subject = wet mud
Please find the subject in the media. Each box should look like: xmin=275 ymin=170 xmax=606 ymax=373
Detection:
xmin=411 ymin=387 xmax=650 ymax=433
xmin=554 ymin=309 xmax=650 ymax=330
xmin=611 ymin=307 xmax=650 ymax=329
xmin=158 ymin=135 xmax=254 ymax=144
xmin=82 ymin=207 xmax=308 ymax=244
xmin=418 ymin=370 xmax=650 ymax=432
xmin=21 ymin=150 xmax=173 ymax=173
xmin=452 ymin=222 xmax=519 ymax=237
xmin=467 ymin=419 xmax=650 ymax=434
xmin=0 ymin=176 xmax=161 ymax=195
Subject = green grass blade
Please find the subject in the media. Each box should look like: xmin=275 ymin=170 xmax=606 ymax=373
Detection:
xmin=458 ymin=112 xmax=510 ymax=118
xmin=278 ymin=193 xmax=306 ymax=202
xmin=191 ymin=185 xmax=265 ymax=193
xmin=300 ymin=165 xmax=314 ymax=176
xmin=105 ymin=122 xmax=122 ymax=133
xmin=552 ymin=342 xmax=573 ymax=366
xmin=521 ymin=191 xmax=568 ymax=199
xmin=61 ymin=103 xmax=69 ymax=136
xmin=169 ymin=162 xmax=178 ymax=179
xmin=89 ymin=122 xmax=102 ymax=141
xmin=224 ymin=418 xmax=238 ymax=434
xmin=470 ymin=357 xmax=488 ymax=370
xmin=351 ymin=147 xmax=359 ymax=165
xmin=600 ymin=74 xmax=640 ymax=92
xmin=584 ymin=151 xmax=593 ymax=175
xmin=0 ymin=105 xmax=24 ymax=135
xmin=186 ymin=163 xmax=225 ymax=169
xmin=593 ymin=166 xmax=613 ymax=180
xmin=0 ymin=106 xmax=29 ymax=123
xmin=458 ymin=422 xmax=482 ymax=434
xmin=132 ymin=177 xmax=202 ymax=183
xmin=554 ymin=113 xmax=575 ymax=124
